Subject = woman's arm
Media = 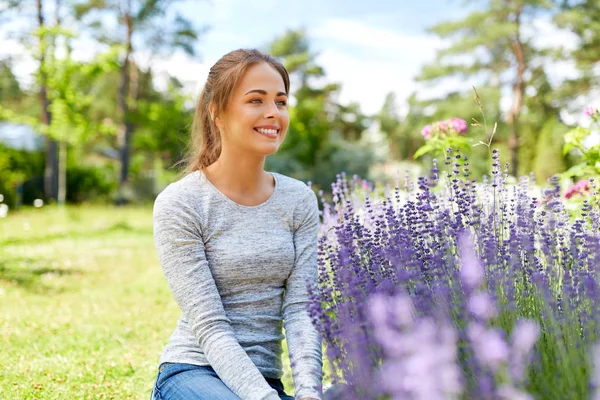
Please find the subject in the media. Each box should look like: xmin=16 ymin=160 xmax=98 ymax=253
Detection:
xmin=283 ymin=188 xmax=324 ymax=400
xmin=153 ymin=191 xmax=280 ymax=400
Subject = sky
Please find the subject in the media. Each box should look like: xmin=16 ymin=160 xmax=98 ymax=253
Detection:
xmin=0 ymin=0 xmax=584 ymax=116
xmin=153 ymin=0 xmax=471 ymax=114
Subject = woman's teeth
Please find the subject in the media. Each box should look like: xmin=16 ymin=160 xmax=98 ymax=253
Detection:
xmin=256 ymin=128 xmax=278 ymax=136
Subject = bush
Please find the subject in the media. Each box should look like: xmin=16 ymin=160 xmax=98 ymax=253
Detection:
xmin=0 ymin=144 xmax=44 ymax=207
xmin=66 ymin=164 xmax=117 ymax=203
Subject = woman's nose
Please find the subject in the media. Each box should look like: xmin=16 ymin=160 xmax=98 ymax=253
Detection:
xmin=264 ymin=102 xmax=280 ymax=118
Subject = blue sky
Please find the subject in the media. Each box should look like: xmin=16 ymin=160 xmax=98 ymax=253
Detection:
xmin=171 ymin=0 xmax=470 ymax=57
xmin=152 ymin=0 xmax=475 ymax=114
xmin=0 ymin=0 xmax=581 ymax=116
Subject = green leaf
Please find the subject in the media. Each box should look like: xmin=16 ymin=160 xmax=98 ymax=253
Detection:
xmin=413 ymin=143 xmax=435 ymax=159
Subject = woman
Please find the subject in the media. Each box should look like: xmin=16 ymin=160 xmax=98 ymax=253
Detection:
xmin=150 ymin=49 xmax=323 ymax=400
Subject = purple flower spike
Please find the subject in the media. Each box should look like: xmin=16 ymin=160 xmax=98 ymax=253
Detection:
xmin=468 ymin=324 xmax=509 ymax=371
xmin=511 ymin=320 xmax=540 ymax=355
xmin=458 ymin=231 xmax=484 ymax=291
xmin=467 ymin=292 xmax=497 ymax=321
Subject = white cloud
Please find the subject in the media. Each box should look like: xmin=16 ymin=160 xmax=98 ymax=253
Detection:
xmin=315 ymin=49 xmax=416 ymax=115
xmin=311 ymin=18 xmax=448 ymax=115
xmin=527 ymin=16 xmax=579 ymax=53
xmin=0 ymin=38 xmax=37 ymax=87
xmin=145 ymin=51 xmax=213 ymax=97
xmin=312 ymin=18 xmax=445 ymax=55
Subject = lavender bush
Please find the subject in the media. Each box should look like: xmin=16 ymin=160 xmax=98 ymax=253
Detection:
xmin=309 ymin=149 xmax=600 ymax=399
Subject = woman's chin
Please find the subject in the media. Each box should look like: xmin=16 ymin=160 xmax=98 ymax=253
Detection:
xmin=252 ymin=143 xmax=282 ymax=156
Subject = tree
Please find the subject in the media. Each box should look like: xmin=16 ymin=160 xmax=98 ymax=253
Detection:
xmin=0 ymin=0 xmax=122 ymax=204
xmin=73 ymin=0 xmax=201 ymax=193
xmin=32 ymin=0 xmax=59 ymax=201
xmin=416 ymin=0 xmax=555 ymax=177
xmin=0 ymin=60 xmax=21 ymax=105
xmin=266 ymin=29 xmax=373 ymax=189
xmin=0 ymin=0 xmax=61 ymax=200
xmin=554 ymin=0 xmax=600 ymax=107
xmin=268 ymin=29 xmax=337 ymax=168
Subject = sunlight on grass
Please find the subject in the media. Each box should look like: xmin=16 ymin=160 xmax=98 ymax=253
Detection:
xmin=0 ymin=205 xmax=308 ymax=399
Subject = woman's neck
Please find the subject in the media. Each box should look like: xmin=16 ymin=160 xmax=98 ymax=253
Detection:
xmin=203 ymin=150 xmax=273 ymax=198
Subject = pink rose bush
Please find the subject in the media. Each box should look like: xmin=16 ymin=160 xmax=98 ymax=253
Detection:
xmin=565 ymin=179 xmax=591 ymax=199
xmin=420 ymin=117 xmax=468 ymax=140
xmin=415 ymin=117 xmax=470 ymax=159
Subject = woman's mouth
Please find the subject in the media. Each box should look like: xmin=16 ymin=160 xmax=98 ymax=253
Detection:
xmin=254 ymin=128 xmax=279 ymax=138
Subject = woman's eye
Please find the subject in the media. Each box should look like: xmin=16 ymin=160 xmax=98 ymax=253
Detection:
xmin=277 ymin=100 xmax=287 ymax=106
xmin=250 ymin=98 xmax=262 ymax=104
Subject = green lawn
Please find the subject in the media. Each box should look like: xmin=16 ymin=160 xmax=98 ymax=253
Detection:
xmin=0 ymin=205 xmax=295 ymax=399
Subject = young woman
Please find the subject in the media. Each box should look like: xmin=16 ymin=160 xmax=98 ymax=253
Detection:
xmin=150 ymin=49 xmax=323 ymax=400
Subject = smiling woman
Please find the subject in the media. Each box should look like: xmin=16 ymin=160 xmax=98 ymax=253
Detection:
xmin=149 ymin=49 xmax=326 ymax=400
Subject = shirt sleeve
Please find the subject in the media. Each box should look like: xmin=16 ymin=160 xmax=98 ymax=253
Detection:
xmin=283 ymin=188 xmax=324 ymax=399
xmin=153 ymin=190 xmax=280 ymax=400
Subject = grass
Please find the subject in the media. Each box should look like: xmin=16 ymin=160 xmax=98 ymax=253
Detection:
xmin=0 ymin=205 xmax=295 ymax=399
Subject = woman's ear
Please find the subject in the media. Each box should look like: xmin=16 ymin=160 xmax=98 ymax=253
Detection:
xmin=209 ymin=103 xmax=222 ymax=130
xmin=208 ymin=103 xmax=216 ymax=122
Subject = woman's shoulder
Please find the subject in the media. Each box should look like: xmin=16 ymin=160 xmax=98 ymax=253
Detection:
xmin=272 ymin=172 xmax=314 ymax=198
xmin=154 ymin=171 xmax=205 ymax=209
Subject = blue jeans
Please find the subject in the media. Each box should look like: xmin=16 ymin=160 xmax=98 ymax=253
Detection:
xmin=150 ymin=362 xmax=294 ymax=400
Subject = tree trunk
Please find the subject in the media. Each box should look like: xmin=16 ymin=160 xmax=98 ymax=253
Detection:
xmin=38 ymin=0 xmax=58 ymax=201
xmin=507 ymin=4 xmax=526 ymax=177
xmin=55 ymin=0 xmax=67 ymax=206
xmin=118 ymin=2 xmax=134 ymax=188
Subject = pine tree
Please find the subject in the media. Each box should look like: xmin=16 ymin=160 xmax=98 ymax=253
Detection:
xmin=416 ymin=0 xmax=555 ymax=176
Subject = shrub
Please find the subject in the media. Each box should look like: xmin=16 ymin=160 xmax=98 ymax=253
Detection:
xmin=66 ymin=164 xmax=117 ymax=203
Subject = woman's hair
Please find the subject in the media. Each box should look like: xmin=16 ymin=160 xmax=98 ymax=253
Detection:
xmin=178 ymin=48 xmax=290 ymax=175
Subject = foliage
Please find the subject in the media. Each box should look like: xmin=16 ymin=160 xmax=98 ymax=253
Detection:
xmin=65 ymin=163 xmax=117 ymax=203
xmin=415 ymin=0 xmax=563 ymax=176
xmin=554 ymin=0 xmax=600 ymax=106
xmin=413 ymin=116 xmax=471 ymax=159
xmin=0 ymin=143 xmax=44 ymax=208
xmin=561 ymin=107 xmax=600 ymax=179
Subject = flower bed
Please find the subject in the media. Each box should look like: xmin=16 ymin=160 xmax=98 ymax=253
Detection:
xmin=309 ymin=149 xmax=600 ymax=399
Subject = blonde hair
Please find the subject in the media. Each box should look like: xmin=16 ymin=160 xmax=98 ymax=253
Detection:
xmin=178 ymin=49 xmax=290 ymax=175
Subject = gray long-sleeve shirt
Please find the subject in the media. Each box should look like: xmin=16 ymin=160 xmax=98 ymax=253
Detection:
xmin=153 ymin=170 xmax=323 ymax=400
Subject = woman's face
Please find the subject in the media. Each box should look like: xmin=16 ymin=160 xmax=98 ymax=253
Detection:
xmin=216 ymin=62 xmax=289 ymax=157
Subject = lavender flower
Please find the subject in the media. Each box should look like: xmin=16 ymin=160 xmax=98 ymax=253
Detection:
xmin=309 ymin=148 xmax=600 ymax=399
xmin=467 ymin=323 xmax=509 ymax=371
xmin=458 ymin=231 xmax=484 ymax=292
xmin=369 ymin=293 xmax=463 ymax=400
xmin=467 ymin=292 xmax=497 ymax=320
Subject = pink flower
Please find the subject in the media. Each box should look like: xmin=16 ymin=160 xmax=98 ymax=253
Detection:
xmin=585 ymin=106 xmax=596 ymax=117
xmin=438 ymin=120 xmax=449 ymax=133
xmin=421 ymin=124 xmax=432 ymax=139
xmin=565 ymin=179 xmax=591 ymax=199
xmin=448 ymin=117 xmax=468 ymax=135
xmin=421 ymin=117 xmax=468 ymax=139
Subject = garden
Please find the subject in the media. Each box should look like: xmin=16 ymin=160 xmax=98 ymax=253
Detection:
xmin=1 ymin=1 xmax=600 ymax=399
